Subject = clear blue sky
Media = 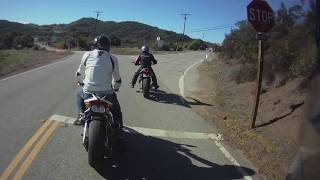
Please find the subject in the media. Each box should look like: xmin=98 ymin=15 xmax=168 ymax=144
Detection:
xmin=0 ymin=0 xmax=304 ymax=43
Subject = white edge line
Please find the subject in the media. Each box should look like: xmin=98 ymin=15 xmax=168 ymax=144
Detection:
xmin=0 ymin=53 xmax=76 ymax=83
xmin=49 ymin=114 xmax=76 ymax=124
xmin=213 ymin=140 xmax=253 ymax=180
xmin=49 ymin=114 xmax=253 ymax=180
xmin=179 ymin=59 xmax=203 ymax=98
xmin=178 ymin=59 xmax=253 ymax=180
xmin=48 ymin=115 xmax=222 ymax=140
xmin=127 ymin=126 xmax=222 ymax=140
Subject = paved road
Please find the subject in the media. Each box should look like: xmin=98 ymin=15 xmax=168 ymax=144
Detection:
xmin=0 ymin=51 xmax=258 ymax=180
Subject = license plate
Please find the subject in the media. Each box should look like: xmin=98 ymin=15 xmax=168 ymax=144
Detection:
xmin=91 ymin=105 xmax=106 ymax=113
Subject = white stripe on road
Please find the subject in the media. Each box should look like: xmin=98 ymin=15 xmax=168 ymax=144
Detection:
xmin=125 ymin=126 xmax=224 ymax=141
xmin=177 ymin=58 xmax=253 ymax=180
xmin=49 ymin=114 xmax=76 ymax=124
xmin=48 ymin=115 xmax=253 ymax=179
xmin=178 ymin=59 xmax=203 ymax=97
xmin=48 ymin=114 xmax=223 ymax=140
xmin=214 ymin=141 xmax=253 ymax=180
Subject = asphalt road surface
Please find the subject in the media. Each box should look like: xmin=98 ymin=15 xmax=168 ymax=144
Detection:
xmin=0 ymin=51 xmax=259 ymax=180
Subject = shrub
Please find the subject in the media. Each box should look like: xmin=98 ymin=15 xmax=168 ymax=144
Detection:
xmin=76 ymin=37 xmax=90 ymax=50
xmin=229 ymin=63 xmax=257 ymax=84
xmin=32 ymin=45 xmax=40 ymax=51
xmin=221 ymin=3 xmax=316 ymax=81
xmin=110 ymin=35 xmax=121 ymax=46
xmin=13 ymin=35 xmax=34 ymax=49
xmin=188 ymin=39 xmax=207 ymax=50
xmin=56 ymin=42 xmax=68 ymax=49
xmin=160 ymin=43 xmax=171 ymax=51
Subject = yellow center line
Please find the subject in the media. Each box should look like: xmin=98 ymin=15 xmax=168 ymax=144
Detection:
xmin=0 ymin=120 xmax=53 ymax=180
xmin=12 ymin=121 xmax=59 ymax=180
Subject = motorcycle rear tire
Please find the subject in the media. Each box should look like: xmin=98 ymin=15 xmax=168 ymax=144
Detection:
xmin=88 ymin=120 xmax=106 ymax=169
xmin=142 ymin=78 xmax=150 ymax=98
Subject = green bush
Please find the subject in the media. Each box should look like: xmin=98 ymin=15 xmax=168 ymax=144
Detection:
xmin=56 ymin=42 xmax=68 ymax=49
xmin=188 ymin=39 xmax=207 ymax=50
xmin=110 ymin=35 xmax=121 ymax=46
xmin=220 ymin=3 xmax=317 ymax=83
xmin=160 ymin=43 xmax=171 ymax=51
xmin=76 ymin=37 xmax=90 ymax=50
xmin=32 ymin=45 xmax=40 ymax=51
xmin=13 ymin=35 xmax=34 ymax=49
xmin=229 ymin=63 xmax=257 ymax=84
xmin=1 ymin=32 xmax=17 ymax=49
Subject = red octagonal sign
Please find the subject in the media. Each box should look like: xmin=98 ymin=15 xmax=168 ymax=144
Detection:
xmin=247 ymin=0 xmax=275 ymax=33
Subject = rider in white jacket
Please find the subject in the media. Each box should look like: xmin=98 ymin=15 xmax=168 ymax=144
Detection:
xmin=74 ymin=36 xmax=123 ymax=137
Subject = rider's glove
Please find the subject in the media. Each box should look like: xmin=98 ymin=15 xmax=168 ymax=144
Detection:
xmin=112 ymin=78 xmax=122 ymax=91
xmin=77 ymin=82 xmax=84 ymax=86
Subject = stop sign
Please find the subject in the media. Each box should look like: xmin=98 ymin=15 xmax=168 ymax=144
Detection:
xmin=247 ymin=0 xmax=275 ymax=33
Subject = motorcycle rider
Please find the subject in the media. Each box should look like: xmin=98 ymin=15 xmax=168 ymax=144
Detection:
xmin=74 ymin=35 xmax=123 ymax=138
xmin=129 ymin=45 xmax=159 ymax=89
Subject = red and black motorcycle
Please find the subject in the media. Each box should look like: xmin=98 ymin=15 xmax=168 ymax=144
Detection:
xmin=132 ymin=61 xmax=156 ymax=98
xmin=81 ymin=94 xmax=120 ymax=169
xmin=138 ymin=67 xmax=153 ymax=98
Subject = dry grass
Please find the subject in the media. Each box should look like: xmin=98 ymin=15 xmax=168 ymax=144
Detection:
xmin=191 ymin=55 xmax=305 ymax=179
xmin=111 ymin=47 xmax=141 ymax=55
xmin=0 ymin=49 xmax=72 ymax=78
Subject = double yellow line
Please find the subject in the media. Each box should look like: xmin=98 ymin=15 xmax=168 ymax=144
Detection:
xmin=0 ymin=120 xmax=59 ymax=180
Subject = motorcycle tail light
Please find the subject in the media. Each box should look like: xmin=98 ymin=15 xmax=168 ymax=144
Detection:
xmin=143 ymin=69 xmax=151 ymax=75
xmin=84 ymin=99 xmax=113 ymax=109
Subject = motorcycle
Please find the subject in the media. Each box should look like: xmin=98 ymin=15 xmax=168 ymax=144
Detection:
xmin=133 ymin=61 xmax=156 ymax=98
xmin=138 ymin=67 xmax=153 ymax=98
xmin=78 ymin=83 xmax=120 ymax=169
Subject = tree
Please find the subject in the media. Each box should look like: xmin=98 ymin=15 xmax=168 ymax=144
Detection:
xmin=188 ymin=39 xmax=208 ymax=50
xmin=110 ymin=35 xmax=121 ymax=46
xmin=1 ymin=32 xmax=17 ymax=49
xmin=13 ymin=34 xmax=34 ymax=49
xmin=76 ymin=37 xmax=90 ymax=50
xmin=220 ymin=21 xmax=257 ymax=62
xmin=220 ymin=2 xmax=316 ymax=84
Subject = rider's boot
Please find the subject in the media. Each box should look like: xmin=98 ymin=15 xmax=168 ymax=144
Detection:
xmin=73 ymin=113 xmax=85 ymax=126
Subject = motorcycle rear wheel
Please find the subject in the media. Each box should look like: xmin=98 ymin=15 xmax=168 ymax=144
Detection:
xmin=88 ymin=120 xmax=106 ymax=169
xmin=142 ymin=78 xmax=150 ymax=98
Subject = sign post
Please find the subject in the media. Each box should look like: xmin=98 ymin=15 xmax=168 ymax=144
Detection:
xmin=247 ymin=0 xmax=274 ymax=129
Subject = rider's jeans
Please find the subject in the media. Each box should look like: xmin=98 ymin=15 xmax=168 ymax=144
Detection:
xmin=76 ymin=87 xmax=123 ymax=128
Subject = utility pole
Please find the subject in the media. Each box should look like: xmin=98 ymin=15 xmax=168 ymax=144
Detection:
xmin=177 ymin=13 xmax=190 ymax=51
xmin=93 ymin=10 xmax=103 ymax=36
xmin=181 ymin=13 xmax=190 ymax=36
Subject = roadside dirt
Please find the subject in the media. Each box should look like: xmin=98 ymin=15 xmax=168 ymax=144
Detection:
xmin=188 ymin=55 xmax=304 ymax=180
xmin=0 ymin=50 xmax=72 ymax=80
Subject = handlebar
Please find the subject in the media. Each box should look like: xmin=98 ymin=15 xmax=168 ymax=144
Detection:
xmin=131 ymin=61 xmax=156 ymax=65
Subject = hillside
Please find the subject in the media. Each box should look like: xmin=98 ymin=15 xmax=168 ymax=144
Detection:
xmin=0 ymin=20 xmax=37 ymax=34
xmin=0 ymin=18 xmax=197 ymax=49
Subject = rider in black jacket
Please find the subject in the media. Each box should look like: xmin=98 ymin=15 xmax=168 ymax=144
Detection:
xmin=130 ymin=46 xmax=159 ymax=89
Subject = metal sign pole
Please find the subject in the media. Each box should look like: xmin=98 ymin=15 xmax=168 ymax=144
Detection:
xmin=251 ymin=33 xmax=264 ymax=129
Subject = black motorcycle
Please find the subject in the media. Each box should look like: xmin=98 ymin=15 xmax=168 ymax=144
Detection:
xmin=81 ymin=93 xmax=120 ymax=169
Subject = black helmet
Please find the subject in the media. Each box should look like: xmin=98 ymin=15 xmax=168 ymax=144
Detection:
xmin=93 ymin=35 xmax=110 ymax=52
xmin=141 ymin=45 xmax=149 ymax=53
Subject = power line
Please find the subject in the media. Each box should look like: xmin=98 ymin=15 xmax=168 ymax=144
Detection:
xmin=188 ymin=24 xmax=235 ymax=33
xmin=189 ymin=24 xmax=234 ymax=31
